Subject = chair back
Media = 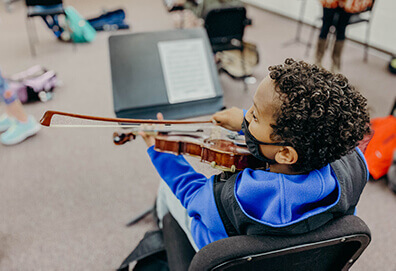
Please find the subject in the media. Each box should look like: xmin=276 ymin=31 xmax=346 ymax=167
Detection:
xmin=204 ymin=6 xmax=248 ymax=52
xmin=346 ymin=0 xmax=375 ymax=25
xmin=25 ymin=0 xmax=62 ymax=6
xmin=362 ymin=0 xmax=375 ymax=12
xmin=188 ymin=215 xmax=371 ymax=271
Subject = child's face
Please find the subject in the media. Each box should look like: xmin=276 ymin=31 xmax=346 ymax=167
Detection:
xmin=245 ymin=76 xmax=282 ymax=160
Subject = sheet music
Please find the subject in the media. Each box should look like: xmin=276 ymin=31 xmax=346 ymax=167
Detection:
xmin=158 ymin=39 xmax=216 ymax=104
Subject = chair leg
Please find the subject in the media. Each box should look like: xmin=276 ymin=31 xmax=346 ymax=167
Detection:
xmin=243 ymin=80 xmax=248 ymax=92
xmin=282 ymin=0 xmax=307 ymax=47
xmin=364 ymin=21 xmax=371 ymax=63
xmin=240 ymin=48 xmax=251 ymax=92
xmin=4 ymin=0 xmax=12 ymax=12
xmin=240 ymin=48 xmax=246 ymax=76
xmin=294 ymin=0 xmax=307 ymax=43
xmin=29 ymin=16 xmax=40 ymax=43
xmin=305 ymin=22 xmax=318 ymax=58
xmin=125 ymin=205 xmax=155 ymax=227
xmin=26 ymin=17 xmax=36 ymax=57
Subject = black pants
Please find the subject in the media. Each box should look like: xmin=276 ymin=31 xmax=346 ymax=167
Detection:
xmin=319 ymin=7 xmax=351 ymax=41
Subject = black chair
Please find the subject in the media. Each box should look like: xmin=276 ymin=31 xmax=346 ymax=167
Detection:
xmin=162 ymin=213 xmax=371 ymax=271
xmin=306 ymin=1 xmax=376 ymax=62
xmin=203 ymin=5 xmax=250 ymax=53
xmin=203 ymin=6 xmax=257 ymax=90
xmin=25 ymin=0 xmax=65 ymax=56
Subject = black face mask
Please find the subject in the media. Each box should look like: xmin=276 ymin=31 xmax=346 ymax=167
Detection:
xmin=241 ymin=117 xmax=290 ymax=165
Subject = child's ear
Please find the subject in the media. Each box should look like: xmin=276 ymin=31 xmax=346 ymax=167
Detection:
xmin=275 ymin=147 xmax=298 ymax=165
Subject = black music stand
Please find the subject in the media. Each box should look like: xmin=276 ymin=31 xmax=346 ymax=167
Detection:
xmin=282 ymin=0 xmax=309 ymax=47
xmin=109 ymin=28 xmax=224 ymax=120
xmin=108 ymin=28 xmax=224 ymax=226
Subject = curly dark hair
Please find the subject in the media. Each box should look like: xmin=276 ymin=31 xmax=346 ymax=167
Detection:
xmin=268 ymin=58 xmax=370 ymax=173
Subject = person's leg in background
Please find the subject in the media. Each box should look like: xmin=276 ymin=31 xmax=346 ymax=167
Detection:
xmin=0 ymin=70 xmax=40 ymax=145
xmin=331 ymin=8 xmax=351 ymax=73
xmin=315 ymin=7 xmax=336 ymax=67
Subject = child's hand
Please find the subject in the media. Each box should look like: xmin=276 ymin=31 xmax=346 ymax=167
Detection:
xmin=139 ymin=113 xmax=164 ymax=148
xmin=211 ymin=107 xmax=244 ymax=132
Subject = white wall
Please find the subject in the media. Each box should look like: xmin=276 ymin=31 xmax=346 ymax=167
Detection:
xmin=244 ymin=0 xmax=396 ymax=55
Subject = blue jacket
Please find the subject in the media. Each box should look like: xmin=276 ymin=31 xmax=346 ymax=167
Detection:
xmin=147 ymin=146 xmax=368 ymax=250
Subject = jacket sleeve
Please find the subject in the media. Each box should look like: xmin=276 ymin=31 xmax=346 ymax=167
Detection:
xmin=147 ymin=146 xmax=211 ymax=208
xmin=147 ymin=146 xmax=230 ymax=244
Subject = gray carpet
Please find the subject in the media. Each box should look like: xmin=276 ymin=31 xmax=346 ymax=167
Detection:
xmin=0 ymin=0 xmax=395 ymax=270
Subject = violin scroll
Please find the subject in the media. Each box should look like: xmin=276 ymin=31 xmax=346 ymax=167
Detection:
xmin=113 ymin=132 xmax=136 ymax=145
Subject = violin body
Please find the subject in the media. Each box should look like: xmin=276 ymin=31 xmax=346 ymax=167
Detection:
xmin=154 ymin=135 xmax=265 ymax=172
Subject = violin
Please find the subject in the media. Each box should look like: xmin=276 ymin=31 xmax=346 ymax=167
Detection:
xmin=113 ymin=132 xmax=265 ymax=172
xmin=40 ymin=110 xmax=265 ymax=172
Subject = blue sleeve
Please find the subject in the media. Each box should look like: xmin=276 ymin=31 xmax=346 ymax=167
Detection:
xmin=0 ymin=70 xmax=9 ymax=92
xmin=147 ymin=146 xmax=210 ymax=208
xmin=238 ymin=109 xmax=248 ymax=135
xmin=147 ymin=146 xmax=228 ymax=247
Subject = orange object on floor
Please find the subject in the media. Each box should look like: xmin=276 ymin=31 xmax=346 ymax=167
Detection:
xmin=365 ymin=115 xmax=396 ymax=179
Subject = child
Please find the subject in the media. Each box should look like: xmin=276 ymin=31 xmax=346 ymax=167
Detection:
xmin=139 ymin=58 xmax=371 ymax=251
xmin=0 ymin=69 xmax=40 ymax=145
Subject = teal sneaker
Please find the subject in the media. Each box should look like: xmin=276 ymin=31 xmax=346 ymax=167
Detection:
xmin=1 ymin=116 xmax=41 ymax=145
xmin=0 ymin=114 xmax=12 ymax=132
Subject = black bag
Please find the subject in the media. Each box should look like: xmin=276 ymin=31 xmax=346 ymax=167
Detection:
xmin=118 ymin=230 xmax=169 ymax=271
xmin=87 ymin=9 xmax=130 ymax=31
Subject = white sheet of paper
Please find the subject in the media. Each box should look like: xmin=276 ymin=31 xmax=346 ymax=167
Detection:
xmin=158 ymin=39 xmax=216 ymax=104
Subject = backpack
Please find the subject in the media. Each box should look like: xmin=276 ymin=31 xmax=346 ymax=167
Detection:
xmin=365 ymin=100 xmax=396 ymax=180
xmin=87 ymin=9 xmax=130 ymax=31
xmin=64 ymin=6 xmax=96 ymax=43
xmin=7 ymin=66 xmax=58 ymax=104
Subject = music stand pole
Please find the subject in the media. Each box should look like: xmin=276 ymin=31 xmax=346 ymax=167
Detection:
xmin=283 ymin=0 xmax=308 ymax=47
xmin=126 ymin=206 xmax=155 ymax=227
